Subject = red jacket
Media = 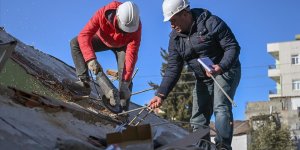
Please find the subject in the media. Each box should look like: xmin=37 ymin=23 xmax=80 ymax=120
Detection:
xmin=78 ymin=1 xmax=142 ymax=81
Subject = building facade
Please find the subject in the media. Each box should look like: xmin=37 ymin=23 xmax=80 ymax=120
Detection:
xmin=246 ymin=35 xmax=300 ymax=149
xmin=268 ymin=36 xmax=300 ymax=98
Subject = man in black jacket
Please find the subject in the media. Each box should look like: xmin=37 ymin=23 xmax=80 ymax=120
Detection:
xmin=148 ymin=0 xmax=241 ymax=149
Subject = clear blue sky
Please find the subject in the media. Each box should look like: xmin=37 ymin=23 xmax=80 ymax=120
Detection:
xmin=1 ymin=0 xmax=300 ymax=120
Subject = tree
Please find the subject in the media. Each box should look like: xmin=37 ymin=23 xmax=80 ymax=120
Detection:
xmin=250 ymin=114 xmax=295 ymax=150
xmin=156 ymin=48 xmax=195 ymax=129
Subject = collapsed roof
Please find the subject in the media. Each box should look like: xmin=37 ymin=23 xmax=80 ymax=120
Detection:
xmin=0 ymin=28 xmax=189 ymax=150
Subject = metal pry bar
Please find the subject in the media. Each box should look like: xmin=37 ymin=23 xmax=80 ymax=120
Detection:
xmin=110 ymin=106 xmax=153 ymax=126
xmin=115 ymin=106 xmax=148 ymax=116
xmin=128 ymin=107 xmax=153 ymax=126
xmin=210 ymin=75 xmax=237 ymax=107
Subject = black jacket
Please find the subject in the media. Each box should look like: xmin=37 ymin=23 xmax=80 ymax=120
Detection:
xmin=157 ymin=8 xmax=241 ymax=97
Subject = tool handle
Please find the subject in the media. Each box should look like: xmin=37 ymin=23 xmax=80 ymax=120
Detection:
xmin=211 ymin=75 xmax=237 ymax=107
xmin=128 ymin=108 xmax=145 ymax=125
xmin=134 ymin=109 xmax=153 ymax=126
xmin=117 ymin=106 xmax=148 ymax=116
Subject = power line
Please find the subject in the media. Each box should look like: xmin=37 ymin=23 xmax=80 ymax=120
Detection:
xmin=133 ymin=79 xmax=300 ymax=92
xmin=135 ymin=62 xmax=300 ymax=79
xmin=242 ymin=62 xmax=298 ymax=69
xmin=134 ymin=70 xmax=300 ymax=81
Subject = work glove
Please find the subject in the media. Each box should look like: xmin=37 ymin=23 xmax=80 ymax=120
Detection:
xmin=120 ymin=81 xmax=131 ymax=100
xmin=87 ymin=59 xmax=102 ymax=75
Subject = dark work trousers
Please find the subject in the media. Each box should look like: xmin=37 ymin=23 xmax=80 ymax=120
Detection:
xmin=70 ymin=35 xmax=132 ymax=110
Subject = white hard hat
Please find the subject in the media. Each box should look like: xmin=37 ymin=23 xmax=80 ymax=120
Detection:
xmin=116 ymin=1 xmax=140 ymax=33
xmin=162 ymin=0 xmax=190 ymax=22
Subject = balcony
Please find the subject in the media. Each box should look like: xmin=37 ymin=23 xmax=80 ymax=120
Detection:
xmin=268 ymin=65 xmax=280 ymax=81
xmin=269 ymin=89 xmax=281 ymax=98
xmin=267 ymin=43 xmax=280 ymax=59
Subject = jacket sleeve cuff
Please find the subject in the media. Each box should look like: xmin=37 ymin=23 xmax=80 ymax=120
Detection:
xmin=156 ymin=86 xmax=169 ymax=100
xmin=219 ymin=63 xmax=228 ymax=73
xmin=155 ymin=91 xmax=166 ymax=100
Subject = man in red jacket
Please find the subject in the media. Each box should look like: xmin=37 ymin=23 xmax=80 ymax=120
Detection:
xmin=69 ymin=1 xmax=141 ymax=111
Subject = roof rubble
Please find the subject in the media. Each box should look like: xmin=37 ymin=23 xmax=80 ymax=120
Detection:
xmin=0 ymin=28 xmax=190 ymax=149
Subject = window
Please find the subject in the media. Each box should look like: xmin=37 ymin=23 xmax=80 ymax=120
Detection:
xmin=292 ymin=54 xmax=299 ymax=64
xmin=292 ymin=80 xmax=300 ymax=90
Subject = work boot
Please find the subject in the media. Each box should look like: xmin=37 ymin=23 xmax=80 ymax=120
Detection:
xmin=63 ymin=78 xmax=91 ymax=96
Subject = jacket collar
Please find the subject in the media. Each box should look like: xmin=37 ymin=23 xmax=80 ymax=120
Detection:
xmin=170 ymin=8 xmax=212 ymax=39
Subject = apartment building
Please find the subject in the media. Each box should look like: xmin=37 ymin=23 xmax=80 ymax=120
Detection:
xmin=246 ymin=34 xmax=300 ymax=148
xmin=268 ymin=35 xmax=300 ymax=98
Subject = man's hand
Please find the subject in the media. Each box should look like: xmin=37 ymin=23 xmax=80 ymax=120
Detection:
xmin=120 ymin=81 xmax=131 ymax=100
xmin=87 ymin=59 xmax=102 ymax=75
xmin=148 ymin=96 xmax=163 ymax=109
xmin=205 ymin=64 xmax=223 ymax=77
